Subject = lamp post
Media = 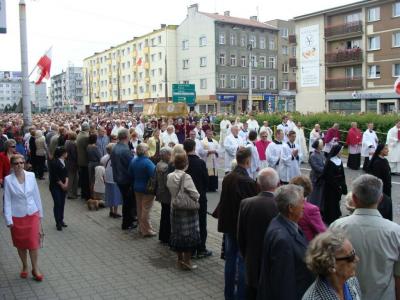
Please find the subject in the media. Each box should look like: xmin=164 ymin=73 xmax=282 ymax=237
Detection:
xmin=247 ymin=43 xmax=253 ymax=113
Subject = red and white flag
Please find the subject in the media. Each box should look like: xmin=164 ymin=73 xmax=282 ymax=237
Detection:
xmin=35 ymin=48 xmax=52 ymax=85
xmin=136 ymin=57 xmax=142 ymax=66
xmin=395 ymin=77 xmax=400 ymax=95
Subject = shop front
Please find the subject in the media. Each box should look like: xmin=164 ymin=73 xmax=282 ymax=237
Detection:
xmin=195 ymin=96 xmax=217 ymax=114
xmin=264 ymin=94 xmax=276 ymax=112
xmin=240 ymin=94 xmax=266 ymax=112
xmin=217 ymin=94 xmax=237 ymax=114
xmin=278 ymin=91 xmax=296 ymax=112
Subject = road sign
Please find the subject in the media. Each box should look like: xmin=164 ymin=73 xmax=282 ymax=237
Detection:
xmin=172 ymin=84 xmax=196 ymax=105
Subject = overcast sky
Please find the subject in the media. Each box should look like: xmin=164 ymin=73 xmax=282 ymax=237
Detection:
xmin=1 ymin=0 xmax=355 ymax=76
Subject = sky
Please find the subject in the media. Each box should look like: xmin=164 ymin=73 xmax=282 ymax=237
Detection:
xmin=0 ymin=0 xmax=356 ymax=76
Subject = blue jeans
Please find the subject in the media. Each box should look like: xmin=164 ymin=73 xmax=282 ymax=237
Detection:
xmin=224 ymin=233 xmax=245 ymax=300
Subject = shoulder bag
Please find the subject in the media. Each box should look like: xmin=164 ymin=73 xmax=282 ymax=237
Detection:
xmin=172 ymin=173 xmax=199 ymax=210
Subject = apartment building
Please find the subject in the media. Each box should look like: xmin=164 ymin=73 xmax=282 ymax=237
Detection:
xmin=265 ymin=19 xmax=297 ymax=112
xmin=177 ymin=4 xmax=279 ymax=114
xmin=294 ymin=0 xmax=400 ymax=114
xmin=82 ymin=25 xmax=177 ymax=112
xmin=51 ymin=67 xmax=83 ymax=112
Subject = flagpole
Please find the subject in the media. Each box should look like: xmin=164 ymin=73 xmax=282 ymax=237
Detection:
xmin=19 ymin=0 xmax=32 ymax=130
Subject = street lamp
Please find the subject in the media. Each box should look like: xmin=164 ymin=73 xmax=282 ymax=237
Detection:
xmin=247 ymin=43 xmax=253 ymax=113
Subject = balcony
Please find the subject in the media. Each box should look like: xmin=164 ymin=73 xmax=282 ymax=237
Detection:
xmin=325 ymin=21 xmax=362 ymax=38
xmin=325 ymin=48 xmax=362 ymax=65
xmin=289 ymin=81 xmax=296 ymax=91
xmin=325 ymin=77 xmax=363 ymax=90
xmin=289 ymin=58 xmax=297 ymax=68
xmin=289 ymin=35 xmax=296 ymax=44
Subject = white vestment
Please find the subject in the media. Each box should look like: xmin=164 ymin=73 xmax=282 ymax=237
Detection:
xmin=247 ymin=119 xmax=259 ymax=132
xmin=245 ymin=141 xmax=260 ymax=180
xmin=266 ymin=141 xmax=284 ymax=169
xmin=277 ymin=123 xmax=290 ymax=142
xmin=224 ymin=134 xmax=245 ymax=172
xmin=361 ymin=130 xmax=378 ymax=158
xmin=309 ymin=130 xmax=323 ymax=153
xmin=199 ymin=138 xmax=220 ymax=174
xmin=219 ymin=119 xmax=232 ymax=148
xmin=239 ymin=129 xmax=249 ymax=144
xmin=278 ymin=142 xmax=302 ymax=183
xmin=293 ymin=126 xmax=309 ymax=163
xmin=161 ymin=133 xmax=179 ymax=147
xmin=387 ymin=126 xmax=400 ymax=172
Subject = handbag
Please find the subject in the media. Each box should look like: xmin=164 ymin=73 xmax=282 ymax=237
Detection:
xmin=172 ymin=173 xmax=200 ymax=211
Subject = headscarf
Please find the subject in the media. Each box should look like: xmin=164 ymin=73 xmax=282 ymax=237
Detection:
xmin=367 ymin=143 xmax=385 ymax=173
xmin=328 ymin=144 xmax=343 ymax=159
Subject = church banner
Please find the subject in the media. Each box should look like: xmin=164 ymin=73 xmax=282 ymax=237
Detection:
xmin=300 ymin=24 xmax=320 ymax=87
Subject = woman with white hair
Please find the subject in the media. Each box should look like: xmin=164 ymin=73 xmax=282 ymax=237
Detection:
xmin=35 ymin=130 xmax=47 ymax=180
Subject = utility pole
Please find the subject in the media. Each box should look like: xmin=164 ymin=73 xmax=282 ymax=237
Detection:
xmin=164 ymin=25 xmax=168 ymax=102
xmin=247 ymin=44 xmax=253 ymax=113
xmin=19 ymin=0 xmax=32 ymax=130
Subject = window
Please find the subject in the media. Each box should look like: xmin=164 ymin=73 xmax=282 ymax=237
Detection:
xmin=159 ymin=84 xmax=163 ymax=91
xmin=251 ymin=55 xmax=257 ymax=67
xmin=230 ymin=75 xmax=237 ymax=88
xmin=151 ymin=69 xmax=156 ymax=77
xmin=368 ymin=65 xmax=381 ymax=78
xmin=368 ymin=36 xmax=380 ymax=50
xmin=346 ymin=13 xmax=361 ymax=23
xmin=260 ymin=76 xmax=266 ymax=89
xmin=241 ymin=56 xmax=247 ymax=67
xmin=346 ymin=66 xmax=362 ymax=78
xmin=393 ymin=32 xmax=400 ymax=47
xmin=151 ymin=54 xmax=156 ymax=62
xmin=182 ymin=40 xmax=189 ymax=50
xmin=219 ymin=53 xmax=226 ymax=65
xmin=259 ymin=37 xmax=266 ymax=49
xmin=251 ymin=76 xmax=257 ymax=89
xmin=219 ymin=74 xmax=226 ymax=88
xmin=199 ymin=36 xmax=207 ymax=47
xmin=394 ymin=2 xmax=400 ymax=17
xmin=393 ymin=63 xmax=400 ymax=76
xmin=128 ymin=88 xmax=131 ymax=95
xmin=269 ymin=56 xmax=277 ymax=69
xmin=219 ymin=32 xmax=226 ymax=45
xmin=259 ymin=56 xmax=266 ymax=68
xmin=282 ymin=45 xmax=288 ymax=55
xmin=151 ymin=38 xmax=156 ymax=47
xmin=183 ymin=59 xmax=189 ymax=69
xmin=241 ymin=75 xmax=248 ymax=89
xmin=158 ymin=36 xmax=162 ymax=44
xmin=281 ymin=28 xmax=289 ymax=38
xmin=282 ymin=63 xmax=289 ymax=73
xmin=249 ymin=35 xmax=256 ymax=48
xmin=230 ymin=55 xmax=237 ymax=66
xmin=159 ymin=68 xmax=163 ymax=75
xmin=240 ymin=35 xmax=247 ymax=47
xmin=152 ymin=85 xmax=157 ymax=92
xmin=269 ymin=76 xmax=276 ymax=89
xmin=230 ymin=33 xmax=237 ymax=46
xmin=200 ymin=57 xmax=207 ymax=67
xmin=158 ymin=52 xmax=162 ymax=60
xmin=282 ymin=81 xmax=289 ymax=90
xmin=269 ymin=39 xmax=276 ymax=50
xmin=368 ymin=7 xmax=380 ymax=22
xmin=200 ymin=79 xmax=207 ymax=89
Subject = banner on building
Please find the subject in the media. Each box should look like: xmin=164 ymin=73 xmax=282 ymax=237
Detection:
xmin=0 ymin=0 xmax=6 ymax=34
xmin=300 ymin=24 xmax=320 ymax=87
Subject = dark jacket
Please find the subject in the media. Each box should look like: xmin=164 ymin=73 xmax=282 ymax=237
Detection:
xmin=217 ymin=166 xmax=258 ymax=235
xmin=237 ymin=191 xmax=278 ymax=288
xmin=110 ymin=142 xmax=133 ymax=185
xmin=186 ymin=154 xmax=208 ymax=202
xmin=49 ymin=159 xmax=68 ymax=190
xmin=257 ymin=214 xmax=314 ymax=300
xmin=64 ymin=140 xmax=78 ymax=171
xmin=76 ymin=131 xmax=89 ymax=167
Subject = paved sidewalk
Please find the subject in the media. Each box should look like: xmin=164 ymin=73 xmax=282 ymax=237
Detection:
xmin=0 ymin=179 xmax=225 ymax=299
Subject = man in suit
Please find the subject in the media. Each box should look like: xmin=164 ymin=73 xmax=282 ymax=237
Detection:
xmin=183 ymin=138 xmax=212 ymax=258
xmin=76 ymin=122 xmax=90 ymax=200
xmin=111 ymin=128 xmax=137 ymax=230
xmin=237 ymin=167 xmax=279 ymax=300
xmin=257 ymin=184 xmax=314 ymax=300
xmin=218 ymin=148 xmax=259 ymax=300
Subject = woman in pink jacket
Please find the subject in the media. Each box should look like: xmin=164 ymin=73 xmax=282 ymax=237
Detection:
xmin=290 ymin=175 xmax=326 ymax=241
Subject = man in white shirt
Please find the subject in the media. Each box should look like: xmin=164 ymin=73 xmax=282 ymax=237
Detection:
xmin=224 ymin=125 xmax=245 ymax=173
xmin=259 ymin=121 xmax=273 ymax=142
xmin=277 ymin=116 xmax=290 ymax=143
xmin=331 ymin=174 xmax=400 ymax=300
xmin=278 ymin=130 xmax=302 ymax=184
xmin=188 ymin=130 xmax=201 ymax=156
xmin=266 ymin=129 xmax=284 ymax=170
xmin=239 ymin=122 xmax=250 ymax=144
xmin=246 ymin=115 xmax=259 ymax=132
xmin=386 ymin=121 xmax=400 ymax=174
xmin=161 ymin=125 xmax=179 ymax=148
xmin=361 ymin=122 xmax=379 ymax=171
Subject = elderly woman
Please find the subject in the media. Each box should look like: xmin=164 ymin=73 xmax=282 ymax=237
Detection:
xmin=128 ymin=143 xmax=156 ymax=237
xmin=148 ymin=128 xmax=161 ymax=164
xmin=3 ymin=154 xmax=44 ymax=281
xmin=290 ymin=175 xmax=326 ymax=241
xmin=100 ymin=143 xmax=122 ymax=218
xmin=87 ymin=133 xmax=102 ymax=197
xmin=167 ymin=153 xmax=200 ymax=270
xmin=64 ymin=131 xmax=79 ymax=199
xmin=309 ymin=139 xmax=326 ymax=210
xmin=155 ymin=147 xmax=172 ymax=244
xmin=302 ymin=230 xmax=361 ymax=299
xmin=35 ymin=130 xmax=47 ymax=180
xmin=0 ymin=139 xmax=17 ymax=186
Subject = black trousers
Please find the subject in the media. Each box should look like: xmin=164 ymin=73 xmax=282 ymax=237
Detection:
xmin=362 ymin=157 xmax=370 ymax=172
xmin=159 ymin=202 xmax=171 ymax=244
xmin=117 ymin=183 xmax=137 ymax=230
xmin=246 ymin=285 xmax=258 ymax=300
xmin=36 ymin=156 xmax=46 ymax=178
xmin=79 ymin=166 xmax=90 ymax=200
xmin=50 ymin=186 xmax=66 ymax=226
xmin=197 ymin=200 xmax=208 ymax=252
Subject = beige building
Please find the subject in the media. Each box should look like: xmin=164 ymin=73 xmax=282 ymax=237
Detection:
xmin=294 ymin=0 xmax=400 ymax=114
xmin=83 ymin=25 xmax=177 ymax=111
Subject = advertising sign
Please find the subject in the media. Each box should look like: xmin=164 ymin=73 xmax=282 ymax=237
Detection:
xmin=300 ymin=24 xmax=320 ymax=87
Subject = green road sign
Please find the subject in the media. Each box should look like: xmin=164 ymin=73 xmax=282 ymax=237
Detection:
xmin=172 ymin=84 xmax=196 ymax=105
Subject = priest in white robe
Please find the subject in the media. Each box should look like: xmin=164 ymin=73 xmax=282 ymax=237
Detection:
xmin=361 ymin=122 xmax=379 ymax=171
xmin=199 ymin=130 xmax=220 ymax=191
xmin=386 ymin=121 xmax=400 ymax=173
xmin=266 ymin=129 xmax=284 ymax=169
xmin=161 ymin=125 xmax=179 ymax=148
xmin=293 ymin=121 xmax=309 ymax=163
xmin=277 ymin=116 xmax=290 ymax=142
xmin=246 ymin=115 xmax=259 ymax=132
xmin=224 ymin=125 xmax=245 ymax=173
xmin=278 ymin=130 xmax=302 ymax=184
xmin=219 ymin=116 xmax=232 ymax=149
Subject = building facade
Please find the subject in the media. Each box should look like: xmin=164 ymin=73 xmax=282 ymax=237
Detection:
xmin=51 ymin=67 xmax=83 ymax=112
xmin=294 ymin=0 xmax=400 ymax=114
xmin=82 ymin=25 xmax=177 ymax=112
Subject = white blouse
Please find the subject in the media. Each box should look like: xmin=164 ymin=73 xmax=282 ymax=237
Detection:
xmin=3 ymin=171 xmax=43 ymax=226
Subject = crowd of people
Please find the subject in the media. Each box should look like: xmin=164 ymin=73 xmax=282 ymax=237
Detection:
xmin=0 ymin=111 xmax=400 ymax=299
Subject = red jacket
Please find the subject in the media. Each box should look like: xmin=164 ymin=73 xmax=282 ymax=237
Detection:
xmin=298 ymin=201 xmax=326 ymax=241
xmin=0 ymin=152 xmax=11 ymax=182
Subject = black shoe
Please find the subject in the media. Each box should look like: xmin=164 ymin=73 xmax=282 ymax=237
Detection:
xmin=61 ymin=222 xmax=68 ymax=228
xmin=196 ymin=249 xmax=213 ymax=259
xmin=56 ymin=225 xmax=62 ymax=231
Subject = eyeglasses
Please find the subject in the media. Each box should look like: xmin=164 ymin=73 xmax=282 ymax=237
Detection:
xmin=10 ymin=146 xmax=16 ymax=148
xmin=13 ymin=162 xmax=24 ymax=165
xmin=336 ymin=249 xmax=357 ymax=263
xmin=261 ymin=136 xmax=267 ymax=138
